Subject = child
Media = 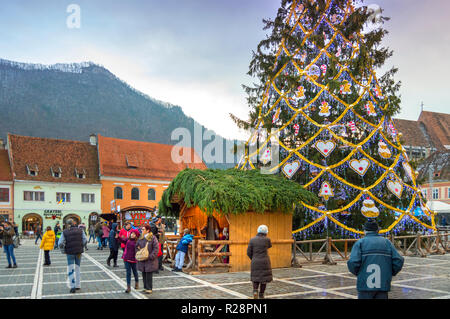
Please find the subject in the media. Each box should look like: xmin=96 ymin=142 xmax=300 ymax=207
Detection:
xmin=120 ymin=229 xmax=140 ymax=293
xmin=172 ymin=229 xmax=193 ymax=272
xmin=40 ymin=226 xmax=56 ymax=266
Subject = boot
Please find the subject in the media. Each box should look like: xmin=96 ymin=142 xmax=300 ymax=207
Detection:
xmin=106 ymin=259 xmax=111 ymax=267
xmin=259 ymin=292 xmax=265 ymax=299
xmin=125 ymin=285 xmax=131 ymax=293
xmin=253 ymin=290 xmax=258 ymax=299
xmin=135 ymin=282 xmax=139 ymax=290
xmin=113 ymin=262 xmax=118 ymax=268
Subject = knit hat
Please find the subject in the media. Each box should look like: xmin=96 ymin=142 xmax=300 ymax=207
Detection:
xmin=257 ymin=225 xmax=268 ymax=234
xmin=130 ymin=229 xmax=140 ymax=238
xmin=364 ymin=219 xmax=379 ymax=232
xmin=151 ymin=217 xmax=158 ymax=223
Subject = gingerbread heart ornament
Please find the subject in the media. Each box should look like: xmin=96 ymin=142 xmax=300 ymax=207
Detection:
xmin=349 ymin=158 xmax=370 ymax=176
xmin=315 ymin=140 xmax=336 ymax=158
xmin=282 ymin=161 xmax=301 ymax=179
xmin=387 ymin=180 xmax=403 ymax=199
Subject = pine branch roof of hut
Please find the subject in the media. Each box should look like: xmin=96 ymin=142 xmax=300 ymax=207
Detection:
xmin=158 ymin=168 xmax=318 ymax=217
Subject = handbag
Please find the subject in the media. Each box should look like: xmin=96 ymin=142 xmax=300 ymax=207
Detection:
xmin=135 ymin=241 xmax=149 ymax=261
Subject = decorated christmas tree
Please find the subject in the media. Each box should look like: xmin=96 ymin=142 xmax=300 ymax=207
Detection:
xmin=234 ymin=0 xmax=436 ymax=237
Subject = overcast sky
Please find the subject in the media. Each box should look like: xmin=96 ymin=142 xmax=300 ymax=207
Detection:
xmin=1 ymin=0 xmax=449 ymax=141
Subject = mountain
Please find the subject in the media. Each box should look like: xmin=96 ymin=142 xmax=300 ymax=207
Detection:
xmin=0 ymin=59 xmax=238 ymax=169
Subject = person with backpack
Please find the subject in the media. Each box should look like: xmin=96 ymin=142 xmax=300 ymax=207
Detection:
xmin=120 ymin=229 xmax=140 ymax=293
xmin=107 ymin=223 xmax=120 ymax=267
xmin=0 ymin=222 xmax=18 ymax=268
xmin=136 ymin=224 xmax=159 ymax=294
xmin=172 ymin=229 xmax=193 ymax=273
xmin=40 ymin=226 xmax=55 ymax=266
xmin=58 ymin=218 xmax=87 ymax=293
xmin=347 ymin=219 xmax=405 ymax=299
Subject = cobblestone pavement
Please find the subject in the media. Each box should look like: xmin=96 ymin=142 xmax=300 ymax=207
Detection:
xmin=1 ymin=239 xmax=449 ymax=299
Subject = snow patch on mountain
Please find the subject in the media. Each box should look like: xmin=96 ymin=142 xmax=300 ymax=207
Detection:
xmin=0 ymin=59 xmax=97 ymax=73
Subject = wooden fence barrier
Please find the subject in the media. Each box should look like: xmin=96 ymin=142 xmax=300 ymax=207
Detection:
xmin=292 ymin=232 xmax=450 ymax=265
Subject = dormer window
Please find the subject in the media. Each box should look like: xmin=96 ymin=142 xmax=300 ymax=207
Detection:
xmin=126 ymin=155 xmax=138 ymax=169
xmin=51 ymin=167 xmax=62 ymax=178
xmin=75 ymin=168 xmax=87 ymax=179
xmin=26 ymin=164 xmax=39 ymax=176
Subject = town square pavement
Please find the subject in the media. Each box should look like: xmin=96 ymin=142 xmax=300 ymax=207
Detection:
xmin=0 ymin=239 xmax=449 ymax=299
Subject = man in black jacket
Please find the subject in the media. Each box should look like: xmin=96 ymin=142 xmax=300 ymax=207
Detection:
xmin=58 ymin=218 xmax=86 ymax=293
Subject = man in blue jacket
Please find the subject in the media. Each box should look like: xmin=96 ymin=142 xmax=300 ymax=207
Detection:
xmin=347 ymin=219 xmax=404 ymax=299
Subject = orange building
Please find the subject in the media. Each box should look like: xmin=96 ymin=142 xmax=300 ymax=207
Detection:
xmin=96 ymin=134 xmax=206 ymax=227
xmin=0 ymin=146 xmax=13 ymax=223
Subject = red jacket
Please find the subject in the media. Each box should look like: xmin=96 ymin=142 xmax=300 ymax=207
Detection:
xmin=119 ymin=228 xmax=131 ymax=249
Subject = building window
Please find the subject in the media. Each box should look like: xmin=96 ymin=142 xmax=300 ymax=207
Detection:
xmin=0 ymin=188 xmax=9 ymax=202
xmin=56 ymin=192 xmax=71 ymax=203
xmin=131 ymin=188 xmax=140 ymax=200
xmin=422 ymin=189 xmax=427 ymax=198
xmin=75 ymin=168 xmax=86 ymax=179
xmin=26 ymin=165 xmax=39 ymax=176
xmin=448 ymin=188 xmax=450 ymax=199
xmin=432 ymin=188 xmax=439 ymax=200
xmin=148 ymin=188 xmax=156 ymax=201
xmin=24 ymin=191 xmax=45 ymax=201
xmin=51 ymin=167 xmax=62 ymax=178
xmin=114 ymin=187 xmax=123 ymax=200
xmin=81 ymin=193 xmax=95 ymax=203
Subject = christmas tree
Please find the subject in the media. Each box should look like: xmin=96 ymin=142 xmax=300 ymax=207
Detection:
xmin=234 ymin=0 xmax=436 ymax=237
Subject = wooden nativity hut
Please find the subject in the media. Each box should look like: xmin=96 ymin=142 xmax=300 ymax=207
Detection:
xmin=158 ymin=169 xmax=317 ymax=273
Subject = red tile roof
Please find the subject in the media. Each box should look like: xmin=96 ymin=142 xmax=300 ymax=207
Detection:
xmin=418 ymin=111 xmax=450 ymax=150
xmin=8 ymin=134 xmax=99 ymax=184
xmin=0 ymin=150 xmax=12 ymax=181
xmin=393 ymin=119 xmax=430 ymax=148
xmin=97 ymin=135 xmax=207 ymax=180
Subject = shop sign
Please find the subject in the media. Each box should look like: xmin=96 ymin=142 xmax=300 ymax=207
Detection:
xmin=44 ymin=210 xmax=62 ymax=220
xmin=124 ymin=211 xmax=152 ymax=227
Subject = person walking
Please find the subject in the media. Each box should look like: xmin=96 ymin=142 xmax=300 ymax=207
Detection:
xmin=107 ymin=222 xmax=120 ymax=267
xmin=53 ymin=222 xmax=61 ymax=249
xmin=136 ymin=224 xmax=159 ymax=294
xmin=247 ymin=225 xmax=272 ymax=299
xmin=88 ymin=224 xmax=96 ymax=243
xmin=79 ymin=223 xmax=88 ymax=251
xmin=119 ymin=222 xmax=132 ymax=252
xmin=347 ymin=220 xmax=404 ymax=299
xmin=120 ymin=229 xmax=140 ymax=293
xmin=172 ymin=229 xmax=193 ymax=272
xmin=40 ymin=226 xmax=55 ymax=266
xmin=58 ymin=218 xmax=87 ymax=293
xmin=12 ymin=222 xmax=20 ymax=246
xmin=34 ymin=223 xmax=42 ymax=245
xmin=0 ymin=222 xmax=18 ymax=268
xmin=95 ymin=222 xmax=103 ymax=250
xmin=102 ymin=222 xmax=110 ymax=248
xmin=155 ymin=216 xmax=166 ymax=272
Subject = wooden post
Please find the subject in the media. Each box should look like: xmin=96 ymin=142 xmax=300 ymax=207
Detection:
xmin=309 ymin=242 xmax=313 ymax=261
xmin=416 ymin=233 xmax=426 ymax=257
xmin=291 ymin=239 xmax=301 ymax=268
xmin=323 ymin=237 xmax=336 ymax=265
xmin=344 ymin=240 xmax=348 ymax=259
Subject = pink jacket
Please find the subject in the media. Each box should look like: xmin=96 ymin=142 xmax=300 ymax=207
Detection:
xmin=119 ymin=228 xmax=131 ymax=249
xmin=102 ymin=225 xmax=110 ymax=238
